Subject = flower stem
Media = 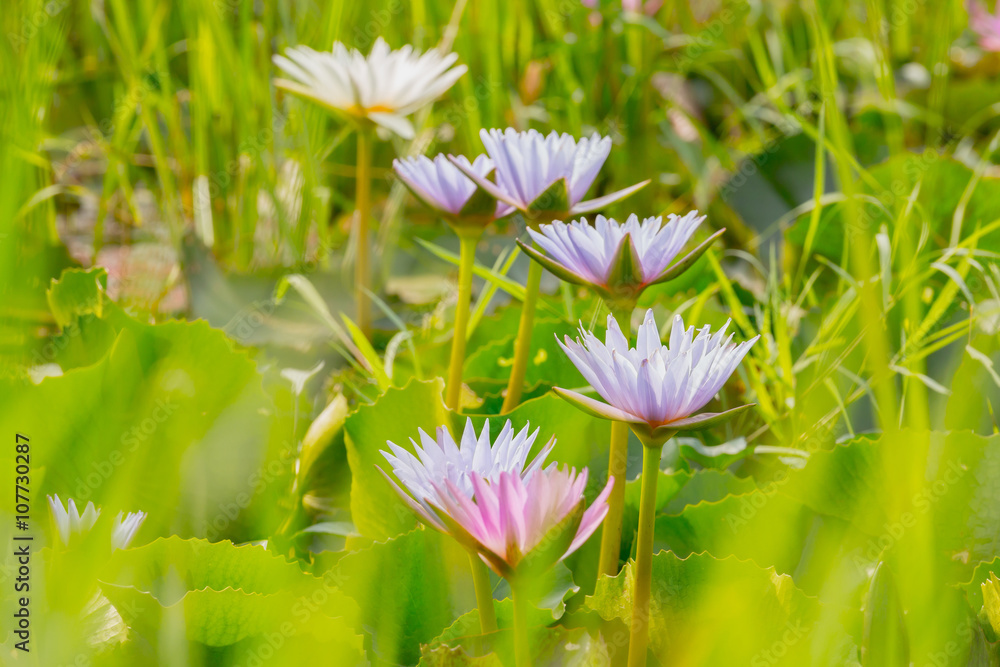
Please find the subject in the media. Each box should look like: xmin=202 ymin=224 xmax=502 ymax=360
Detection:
xmin=501 ymin=254 xmax=542 ymax=413
xmin=512 ymin=581 xmax=533 ymax=667
xmin=355 ymin=126 xmax=373 ymax=337
xmin=469 ymin=552 xmax=497 ymax=634
xmin=628 ymin=441 xmax=663 ymax=667
xmin=446 ymin=229 xmax=481 ymax=411
xmin=597 ymin=305 xmax=633 ymax=579
xmin=597 ymin=421 xmax=628 ymax=578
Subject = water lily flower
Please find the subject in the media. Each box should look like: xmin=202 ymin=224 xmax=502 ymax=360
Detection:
xmin=622 ymin=0 xmax=663 ymax=14
xmin=450 ymin=128 xmax=649 ymax=221
xmin=431 ymin=467 xmax=613 ymax=578
xmin=273 ymin=37 xmax=467 ymax=139
xmin=519 ymin=212 xmax=719 ymax=307
xmin=392 ymin=154 xmax=510 ymax=408
xmin=452 ymin=129 xmax=649 ymax=415
xmin=555 ymin=310 xmax=759 ymax=443
xmin=968 ymin=0 xmax=1000 ymax=51
xmin=379 ymin=418 xmax=555 ymax=532
xmin=519 ymin=212 xmax=722 ymax=580
xmin=393 ymin=154 xmax=509 ymax=226
xmin=48 ymin=495 xmax=146 ymax=550
xmin=48 ymin=495 xmax=99 ymax=547
xmin=112 ymin=511 xmax=148 ymax=550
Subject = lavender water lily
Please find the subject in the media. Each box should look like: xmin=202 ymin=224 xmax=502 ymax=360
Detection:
xmin=393 ymin=153 xmax=507 ymax=409
xmin=450 ymin=128 xmax=649 ymax=413
xmin=520 ymin=212 xmax=717 ymax=310
xmin=557 ymin=310 xmax=757 ymax=666
xmin=518 ymin=211 xmax=720 ymax=579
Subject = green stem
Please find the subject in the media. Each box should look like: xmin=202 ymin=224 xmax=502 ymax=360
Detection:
xmin=446 ymin=229 xmax=481 ymax=410
xmin=355 ymin=127 xmax=373 ymax=337
xmin=597 ymin=305 xmax=633 ymax=579
xmin=501 ymin=256 xmax=542 ymax=413
xmin=890 ymin=0 xmax=910 ymax=60
xmin=597 ymin=421 xmax=628 ymax=578
xmin=625 ymin=20 xmax=643 ymax=75
xmin=468 ymin=552 xmax=497 ymax=634
xmin=627 ymin=441 xmax=663 ymax=667
xmin=512 ymin=581 xmax=532 ymax=667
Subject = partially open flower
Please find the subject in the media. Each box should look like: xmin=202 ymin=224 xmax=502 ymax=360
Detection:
xmin=379 ymin=418 xmax=554 ymax=532
xmin=48 ymin=494 xmax=99 ymax=547
xmin=393 ymin=154 xmax=510 ymax=226
xmin=48 ymin=495 xmax=146 ymax=550
xmin=431 ymin=467 xmax=613 ymax=578
xmin=518 ymin=212 xmax=719 ymax=307
xmin=273 ymin=38 xmax=467 ymax=139
xmin=112 ymin=511 xmax=148 ymax=550
xmin=555 ymin=310 xmax=759 ymax=444
xmin=449 ymin=129 xmax=648 ymax=222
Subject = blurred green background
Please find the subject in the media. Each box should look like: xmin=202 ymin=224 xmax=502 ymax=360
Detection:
xmin=1 ymin=0 xmax=1000 ymax=665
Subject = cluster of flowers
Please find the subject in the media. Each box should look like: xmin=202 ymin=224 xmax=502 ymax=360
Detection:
xmin=46 ymin=495 xmax=146 ymax=551
xmin=273 ymin=36 xmax=760 ymax=663
xmin=378 ymin=307 xmax=757 ymax=573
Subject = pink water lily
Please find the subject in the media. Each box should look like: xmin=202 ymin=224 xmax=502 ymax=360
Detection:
xmin=273 ymin=38 xmax=466 ymax=139
xmin=519 ymin=212 xmax=718 ymax=304
xmin=582 ymin=0 xmax=663 ymax=15
xmin=449 ymin=128 xmax=649 ymax=219
xmin=431 ymin=467 xmax=613 ymax=577
xmin=393 ymin=154 xmax=509 ymax=224
xmin=555 ymin=309 xmax=759 ymax=443
xmin=969 ymin=0 xmax=1000 ymax=51
xmin=379 ymin=418 xmax=554 ymax=532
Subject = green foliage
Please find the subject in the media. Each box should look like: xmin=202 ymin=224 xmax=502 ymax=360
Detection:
xmin=332 ymin=528 xmax=470 ymax=665
xmin=421 ymin=597 xmax=609 ymax=666
xmin=344 ymin=378 xmax=450 ymax=540
xmin=99 ymin=538 xmax=363 ymax=661
xmin=786 ymin=155 xmax=1000 ymax=264
xmin=2 ymin=271 xmax=289 ymax=540
xmin=463 ymin=317 xmax=585 ymax=390
xmin=587 ymin=551 xmax=848 ymax=665
xmin=46 ymin=267 xmax=108 ymax=329
xmin=862 ymin=563 xmax=910 ymax=667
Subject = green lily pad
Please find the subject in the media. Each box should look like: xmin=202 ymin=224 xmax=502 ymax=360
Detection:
xmin=333 ymin=527 xmax=471 ymax=665
xmin=343 ymin=378 xmax=450 ymax=541
xmin=1 ymin=271 xmax=289 ymax=541
xmin=98 ymin=537 xmax=360 ymax=655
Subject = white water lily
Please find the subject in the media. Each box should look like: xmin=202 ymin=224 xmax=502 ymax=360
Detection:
xmin=520 ymin=212 xmax=718 ymax=303
xmin=111 ymin=511 xmax=148 ymax=550
xmin=555 ymin=310 xmax=758 ymax=442
xmin=48 ymin=494 xmax=146 ymax=550
xmin=273 ymin=37 xmax=467 ymax=139
xmin=378 ymin=417 xmax=555 ymax=531
xmin=48 ymin=494 xmax=99 ymax=547
xmin=450 ymin=128 xmax=648 ymax=218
